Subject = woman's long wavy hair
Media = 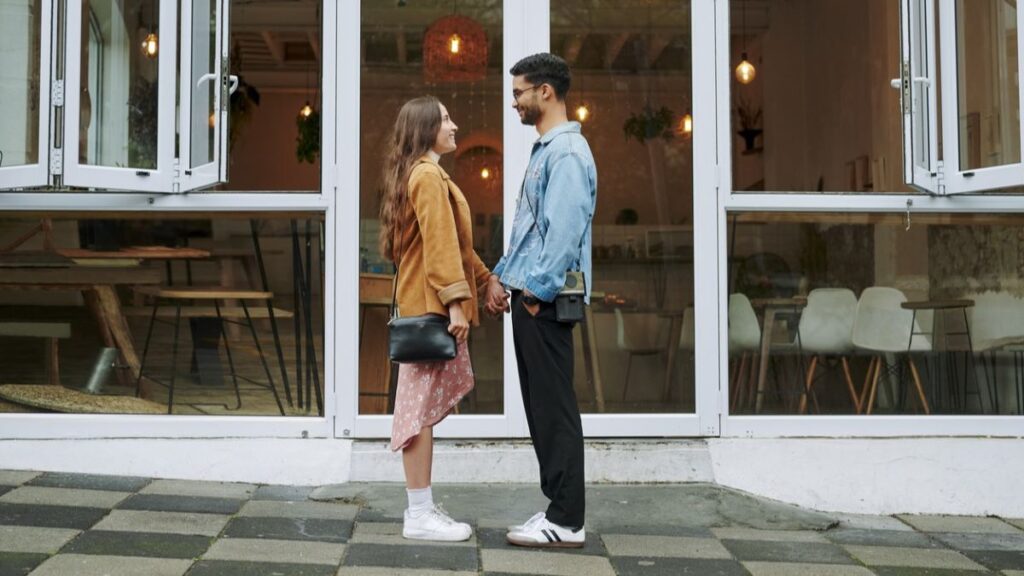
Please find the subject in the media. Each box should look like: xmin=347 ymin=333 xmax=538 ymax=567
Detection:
xmin=379 ymin=96 xmax=443 ymax=261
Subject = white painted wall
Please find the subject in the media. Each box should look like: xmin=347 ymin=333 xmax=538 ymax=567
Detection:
xmin=2 ymin=437 xmax=1023 ymax=516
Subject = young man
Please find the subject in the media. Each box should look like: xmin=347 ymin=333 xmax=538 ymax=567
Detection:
xmin=487 ymin=53 xmax=597 ymax=548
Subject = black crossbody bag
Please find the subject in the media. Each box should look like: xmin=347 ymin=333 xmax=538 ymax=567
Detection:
xmin=387 ymin=228 xmax=457 ymax=364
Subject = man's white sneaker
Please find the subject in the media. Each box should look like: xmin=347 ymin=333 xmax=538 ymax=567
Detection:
xmin=507 ymin=511 xmax=546 ymax=533
xmin=403 ymin=504 xmax=472 ymax=542
xmin=507 ymin=517 xmax=585 ymax=548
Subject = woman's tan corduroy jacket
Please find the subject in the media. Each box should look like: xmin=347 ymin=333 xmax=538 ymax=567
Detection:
xmin=392 ymin=155 xmax=492 ymax=326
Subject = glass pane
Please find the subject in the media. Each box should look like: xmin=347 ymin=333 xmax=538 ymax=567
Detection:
xmin=910 ymin=0 xmax=934 ymax=172
xmin=190 ymin=0 xmax=216 ymax=168
xmin=0 ymin=215 xmax=325 ymax=417
xmin=731 ymin=0 xmax=914 ymax=194
xmin=218 ymin=0 xmax=322 ymax=192
xmin=553 ymin=0 xmax=694 ymax=414
xmin=358 ymin=0 xmax=504 ymax=415
xmin=80 ymin=0 xmax=160 ymax=170
xmin=727 ymin=211 xmax=1024 ymax=416
xmin=0 ymin=0 xmax=42 ymax=168
xmin=957 ymin=0 xmax=1021 ymax=171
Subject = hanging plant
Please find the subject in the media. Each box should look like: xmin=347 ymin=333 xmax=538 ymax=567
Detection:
xmin=622 ymin=105 xmax=675 ymax=144
xmin=229 ymin=43 xmax=261 ymax=150
xmin=296 ymin=109 xmax=321 ymax=164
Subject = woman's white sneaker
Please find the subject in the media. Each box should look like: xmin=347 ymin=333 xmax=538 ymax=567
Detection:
xmin=506 ymin=517 xmax=585 ymax=548
xmin=402 ymin=504 xmax=472 ymax=542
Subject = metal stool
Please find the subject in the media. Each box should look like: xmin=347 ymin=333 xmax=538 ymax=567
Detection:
xmin=133 ymin=286 xmax=286 ymax=415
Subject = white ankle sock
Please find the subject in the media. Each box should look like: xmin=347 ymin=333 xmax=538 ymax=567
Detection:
xmin=407 ymin=486 xmax=433 ymax=517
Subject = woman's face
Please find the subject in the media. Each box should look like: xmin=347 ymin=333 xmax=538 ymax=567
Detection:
xmin=432 ymin=103 xmax=458 ymax=155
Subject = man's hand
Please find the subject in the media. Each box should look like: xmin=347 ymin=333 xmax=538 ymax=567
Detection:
xmin=522 ymin=289 xmax=541 ymax=317
xmin=484 ymin=275 xmax=510 ymax=317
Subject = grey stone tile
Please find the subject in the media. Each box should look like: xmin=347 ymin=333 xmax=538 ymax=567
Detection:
xmin=27 ymin=472 xmax=151 ymax=493
xmin=1007 ymin=520 xmax=1024 ymax=531
xmin=343 ymin=542 xmax=478 ymax=572
xmin=713 ymin=527 xmax=829 ymax=543
xmin=1005 ymin=571 xmax=1024 ymax=576
xmin=872 ymin=565 xmax=999 ymax=569
xmin=844 ymin=545 xmax=988 ymax=570
xmin=204 ymin=538 xmax=345 ymax=565
xmin=743 ymin=562 xmax=876 ymax=576
xmin=253 ymin=485 xmax=315 ymax=501
xmin=476 ymin=527 xmax=606 ymax=556
xmin=602 ymin=534 xmax=732 ymax=559
xmin=27 ymin=553 xmax=192 ymax=576
xmin=932 ymin=532 xmax=1024 ymax=552
xmin=92 ymin=509 xmax=230 ymax=537
xmin=117 ymin=493 xmax=245 ymax=515
xmin=0 ymin=486 xmax=129 ymax=508
xmin=222 ymin=516 xmax=351 ymax=543
xmin=0 ymin=486 xmax=11 ymax=499
xmin=348 ymin=525 xmax=476 ymax=548
xmin=0 ymin=503 xmax=108 ymax=530
xmin=825 ymin=528 xmax=946 ymax=549
xmin=834 ymin=513 xmax=917 ymax=532
xmin=722 ymin=540 xmax=856 ymax=565
xmin=237 ymin=500 xmax=359 ymax=521
xmin=0 ymin=552 xmax=49 ymax=576
xmin=481 ymin=549 xmax=615 ymax=576
xmin=898 ymin=516 xmax=1022 ymax=535
xmin=609 ymin=557 xmax=751 ymax=576
xmin=337 ymin=565 xmax=477 ymax=569
xmin=61 ymin=530 xmax=213 ymax=559
xmin=960 ymin=550 xmax=1024 ymax=571
xmin=0 ymin=525 xmax=80 ymax=553
xmin=188 ymin=561 xmax=337 ymax=576
xmin=597 ymin=524 xmax=715 ymax=538
xmin=140 ymin=479 xmax=255 ymax=500
xmin=0 ymin=471 xmax=39 ymax=486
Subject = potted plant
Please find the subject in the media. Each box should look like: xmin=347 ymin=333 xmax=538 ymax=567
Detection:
xmin=735 ymin=95 xmax=762 ymax=152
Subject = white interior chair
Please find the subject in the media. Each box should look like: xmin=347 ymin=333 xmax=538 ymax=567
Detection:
xmin=796 ymin=288 xmax=861 ymax=414
xmin=615 ymin=308 xmax=668 ymax=401
xmin=966 ymin=291 xmax=1024 ymax=414
xmin=728 ymin=293 xmax=762 ymax=413
xmin=851 ymin=286 xmax=932 ymax=414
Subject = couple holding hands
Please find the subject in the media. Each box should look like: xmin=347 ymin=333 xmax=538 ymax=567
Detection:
xmin=379 ymin=53 xmax=597 ymax=547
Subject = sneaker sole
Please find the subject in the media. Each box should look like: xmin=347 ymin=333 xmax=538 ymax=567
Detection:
xmin=403 ymin=529 xmax=472 ymax=542
xmin=506 ymin=533 xmax=584 ymax=549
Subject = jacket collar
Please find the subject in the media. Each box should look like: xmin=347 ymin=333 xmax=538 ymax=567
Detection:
xmin=416 ymin=154 xmax=451 ymax=179
xmin=537 ymin=121 xmax=581 ymax=145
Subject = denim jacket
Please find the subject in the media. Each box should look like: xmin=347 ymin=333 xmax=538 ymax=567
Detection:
xmin=493 ymin=121 xmax=597 ymax=303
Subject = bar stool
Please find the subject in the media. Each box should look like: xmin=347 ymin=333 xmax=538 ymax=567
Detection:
xmin=133 ymin=286 xmax=286 ymax=415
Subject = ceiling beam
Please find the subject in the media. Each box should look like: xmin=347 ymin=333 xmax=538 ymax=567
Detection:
xmin=645 ymin=34 xmax=672 ymax=69
xmin=562 ymin=34 xmax=586 ymax=65
xmin=307 ymin=30 xmax=321 ymax=61
xmin=603 ymin=33 xmax=630 ymax=69
xmin=261 ymin=31 xmax=285 ymax=65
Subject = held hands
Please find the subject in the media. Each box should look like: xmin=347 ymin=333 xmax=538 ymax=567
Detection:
xmin=447 ymin=302 xmax=470 ymax=343
xmin=483 ymin=274 xmax=511 ymax=317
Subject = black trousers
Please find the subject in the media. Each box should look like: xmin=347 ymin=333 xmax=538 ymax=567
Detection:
xmin=511 ymin=291 xmax=586 ymax=529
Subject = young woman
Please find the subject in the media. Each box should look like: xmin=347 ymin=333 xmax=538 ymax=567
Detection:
xmin=379 ymin=96 xmax=505 ymax=541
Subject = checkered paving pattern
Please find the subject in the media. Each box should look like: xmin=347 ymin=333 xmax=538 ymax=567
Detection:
xmin=1 ymin=470 xmax=1023 ymax=575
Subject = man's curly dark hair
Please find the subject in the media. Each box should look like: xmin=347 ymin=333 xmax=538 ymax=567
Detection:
xmin=509 ymin=53 xmax=572 ymax=100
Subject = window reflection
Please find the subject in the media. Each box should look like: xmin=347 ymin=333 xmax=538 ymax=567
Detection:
xmin=0 ymin=0 xmax=42 ymax=169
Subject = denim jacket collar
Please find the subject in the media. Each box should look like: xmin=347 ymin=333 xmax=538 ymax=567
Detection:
xmin=536 ymin=121 xmax=582 ymax=145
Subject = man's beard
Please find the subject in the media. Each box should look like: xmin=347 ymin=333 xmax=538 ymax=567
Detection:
xmin=519 ymin=105 xmax=540 ymax=126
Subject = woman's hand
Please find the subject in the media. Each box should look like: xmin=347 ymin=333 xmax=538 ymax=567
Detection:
xmin=447 ymin=302 xmax=470 ymax=342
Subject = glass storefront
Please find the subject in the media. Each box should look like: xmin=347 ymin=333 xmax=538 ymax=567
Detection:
xmin=0 ymin=1 xmax=42 ymax=170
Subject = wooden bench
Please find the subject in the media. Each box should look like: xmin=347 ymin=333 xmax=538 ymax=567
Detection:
xmin=0 ymin=322 xmax=71 ymax=385
xmin=123 ymin=306 xmax=294 ymax=319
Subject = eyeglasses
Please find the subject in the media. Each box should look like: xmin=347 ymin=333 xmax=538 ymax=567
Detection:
xmin=512 ymin=85 xmax=541 ymax=101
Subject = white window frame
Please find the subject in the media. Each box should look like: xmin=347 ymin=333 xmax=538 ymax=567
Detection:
xmin=939 ymin=0 xmax=1024 ymax=194
xmin=900 ymin=0 xmax=941 ymax=194
xmin=0 ymin=0 xmax=53 ymax=189
xmin=0 ymin=0 xmax=339 ymax=440
xmin=178 ymin=0 xmax=231 ymax=192
xmin=717 ymin=0 xmax=1024 ymax=439
xmin=344 ymin=0 xmax=716 ymax=441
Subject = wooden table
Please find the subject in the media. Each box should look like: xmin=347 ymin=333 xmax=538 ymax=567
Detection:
xmin=659 ymin=309 xmax=689 ymax=404
xmin=0 ymin=266 xmax=164 ymax=390
xmin=751 ymin=296 xmax=807 ymax=413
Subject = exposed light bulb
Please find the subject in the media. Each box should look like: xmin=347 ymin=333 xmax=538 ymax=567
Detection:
xmin=449 ymin=33 xmax=461 ymax=54
xmin=209 ymin=112 xmax=216 ymax=128
xmin=142 ymin=33 xmax=159 ymax=58
xmin=575 ymin=104 xmax=590 ymax=122
xmin=480 ymin=167 xmax=491 ymax=180
xmin=735 ymin=52 xmax=756 ymax=84
xmin=681 ymin=112 xmax=693 ymax=136
xmin=300 ymin=102 xmax=314 ymax=118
